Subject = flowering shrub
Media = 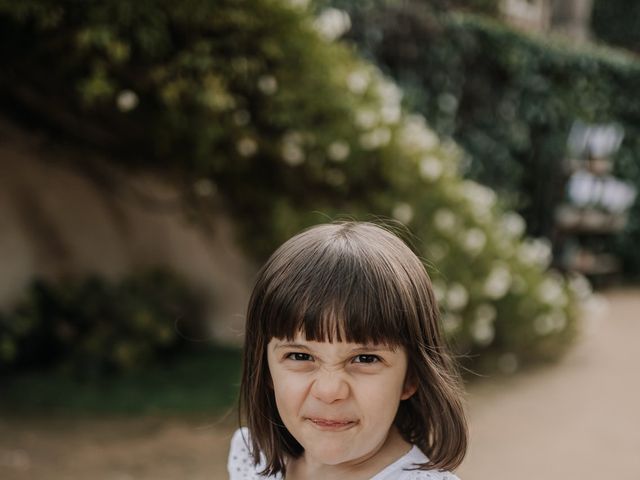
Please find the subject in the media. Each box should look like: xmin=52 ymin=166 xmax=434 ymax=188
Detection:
xmin=0 ymin=0 xmax=587 ymax=373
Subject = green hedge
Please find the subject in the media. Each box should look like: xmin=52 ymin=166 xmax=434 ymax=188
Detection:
xmin=0 ymin=0 xmax=586 ymax=374
xmin=0 ymin=269 xmax=205 ymax=377
xmin=338 ymin=1 xmax=640 ymax=277
xmin=592 ymin=0 xmax=640 ymax=53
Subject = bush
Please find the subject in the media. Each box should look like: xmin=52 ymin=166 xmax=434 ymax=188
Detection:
xmin=591 ymin=0 xmax=640 ymax=53
xmin=337 ymin=1 xmax=640 ymax=277
xmin=0 ymin=269 xmax=206 ymax=377
xmin=0 ymin=0 xmax=586 ymax=373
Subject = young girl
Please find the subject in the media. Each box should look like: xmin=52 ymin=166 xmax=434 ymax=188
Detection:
xmin=228 ymin=221 xmax=467 ymax=479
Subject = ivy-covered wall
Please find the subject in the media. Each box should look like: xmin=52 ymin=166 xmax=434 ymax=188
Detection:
xmin=337 ymin=0 xmax=640 ymax=276
xmin=591 ymin=0 xmax=640 ymax=53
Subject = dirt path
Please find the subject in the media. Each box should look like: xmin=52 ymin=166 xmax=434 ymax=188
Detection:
xmin=456 ymin=287 xmax=640 ymax=479
xmin=0 ymin=414 xmax=237 ymax=480
xmin=1 ymin=288 xmax=638 ymax=479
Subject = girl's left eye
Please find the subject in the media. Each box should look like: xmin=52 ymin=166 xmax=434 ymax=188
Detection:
xmin=352 ymin=354 xmax=380 ymax=364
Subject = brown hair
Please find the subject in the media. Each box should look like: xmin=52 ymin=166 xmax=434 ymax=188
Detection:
xmin=239 ymin=221 xmax=467 ymax=476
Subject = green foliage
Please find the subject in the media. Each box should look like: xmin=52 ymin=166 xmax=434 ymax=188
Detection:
xmin=338 ymin=2 xmax=640 ymax=276
xmin=0 ymin=346 xmax=240 ymax=414
xmin=591 ymin=0 xmax=640 ymax=53
xmin=0 ymin=269 xmax=205 ymax=377
xmin=447 ymin=0 xmax=499 ymax=14
xmin=0 ymin=0 xmax=586 ymax=373
xmin=326 ymin=0 xmax=499 ymax=15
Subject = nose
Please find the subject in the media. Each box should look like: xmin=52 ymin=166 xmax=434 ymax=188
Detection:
xmin=310 ymin=369 xmax=349 ymax=404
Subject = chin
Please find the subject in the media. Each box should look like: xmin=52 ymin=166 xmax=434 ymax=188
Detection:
xmin=305 ymin=447 xmax=350 ymax=465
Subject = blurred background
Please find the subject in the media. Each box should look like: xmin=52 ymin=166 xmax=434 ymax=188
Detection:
xmin=1 ymin=0 xmax=639 ymax=478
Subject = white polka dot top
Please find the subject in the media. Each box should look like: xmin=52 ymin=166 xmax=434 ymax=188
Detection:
xmin=227 ymin=428 xmax=461 ymax=479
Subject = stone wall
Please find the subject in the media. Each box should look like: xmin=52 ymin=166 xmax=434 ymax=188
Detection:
xmin=0 ymin=118 xmax=253 ymax=345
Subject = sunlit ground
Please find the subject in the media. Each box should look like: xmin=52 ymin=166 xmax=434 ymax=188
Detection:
xmin=457 ymin=287 xmax=640 ymax=479
xmin=1 ymin=288 xmax=639 ymax=480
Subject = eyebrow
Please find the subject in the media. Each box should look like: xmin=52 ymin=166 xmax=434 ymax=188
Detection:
xmin=273 ymin=343 xmax=394 ymax=353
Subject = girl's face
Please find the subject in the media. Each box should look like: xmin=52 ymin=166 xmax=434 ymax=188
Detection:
xmin=266 ymin=332 xmax=417 ymax=468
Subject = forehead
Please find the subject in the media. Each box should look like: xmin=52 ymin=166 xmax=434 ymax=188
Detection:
xmin=268 ymin=331 xmax=400 ymax=353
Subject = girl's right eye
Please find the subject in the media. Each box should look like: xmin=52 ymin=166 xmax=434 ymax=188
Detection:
xmin=286 ymin=352 xmax=313 ymax=362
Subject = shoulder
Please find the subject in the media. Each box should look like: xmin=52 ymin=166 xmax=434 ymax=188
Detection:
xmin=381 ymin=446 xmax=461 ymax=480
xmin=397 ymin=470 xmax=461 ymax=480
xmin=228 ymin=428 xmax=279 ymax=480
xmin=228 ymin=428 xmax=259 ymax=479
xmin=229 ymin=427 xmax=251 ymax=456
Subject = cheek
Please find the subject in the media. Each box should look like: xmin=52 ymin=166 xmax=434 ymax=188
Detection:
xmin=270 ymin=369 xmax=309 ymax=415
xmin=354 ymin=371 xmax=408 ymax=420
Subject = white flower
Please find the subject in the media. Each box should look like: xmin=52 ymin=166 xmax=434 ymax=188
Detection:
xmin=116 ymin=90 xmax=138 ymax=112
xmin=550 ymin=310 xmax=567 ymax=331
xmin=433 ymin=209 xmax=457 ymax=233
xmin=537 ymin=277 xmax=567 ymax=307
xmin=392 ymin=202 xmax=414 ymax=224
xmin=501 ymin=212 xmax=526 ymax=238
xmin=313 ymin=8 xmax=351 ymax=41
xmin=474 ymin=303 xmax=497 ymax=323
xmin=325 ymin=168 xmax=346 ymax=186
xmin=355 ymin=109 xmax=379 ymax=130
xmin=497 ymin=353 xmax=519 ymax=374
xmin=471 ymin=317 xmax=495 ymax=346
xmin=285 ymin=0 xmax=310 ymax=9
xmin=462 ymin=228 xmax=486 ymax=255
xmin=568 ymin=272 xmax=592 ymax=301
xmin=233 ymin=110 xmax=251 ymax=126
xmin=533 ymin=311 xmax=565 ymax=335
xmin=280 ymin=131 xmax=305 ymax=165
xmin=359 ymin=127 xmax=391 ymax=150
xmin=193 ymin=178 xmax=216 ymax=197
xmin=518 ymin=238 xmax=552 ymax=268
xmin=470 ymin=301 xmax=497 ymax=346
xmin=432 ymin=280 xmax=446 ymax=304
xmin=437 ymin=92 xmax=458 ymax=113
xmin=376 ymin=79 xmax=403 ymax=111
xmin=283 ymin=131 xmax=304 ymax=145
xmin=461 ymin=180 xmax=496 ymax=221
xmin=441 ymin=139 xmax=463 ymax=159
xmin=282 ymin=143 xmax=304 ymax=165
xmin=484 ymin=263 xmax=512 ymax=299
xmin=446 ymin=283 xmax=469 ymax=311
xmin=442 ymin=313 xmax=462 ymax=334
xmin=237 ymin=137 xmax=258 ymax=157
xmin=257 ymin=75 xmax=278 ymax=95
xmin=346 ymin=70 xmax=370 ymax=95
xmin=429 ymin=242 xmax=449 ymax=262
xmin=419 ymin=156 xmax=443 ymax=182
xmin=398 ymin=115 xmax=439 ymax=153
xmin=381 ymin=104 xmax=401 ymax=124
xmin=327 ymin=141 xmax=350 ymax=162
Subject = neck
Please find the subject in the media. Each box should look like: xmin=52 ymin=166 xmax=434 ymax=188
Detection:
xmin=285 ymin=426 xmax=412 ymax=480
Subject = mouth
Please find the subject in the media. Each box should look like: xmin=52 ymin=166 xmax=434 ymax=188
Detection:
xmin=306 ymin=418 xmax=358 ymax=431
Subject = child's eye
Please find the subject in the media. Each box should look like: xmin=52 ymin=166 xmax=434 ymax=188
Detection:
xmin=352 ymin=354 xmax=380 ymax=364
xmin=286 ymin=352 xmax=313 ymax=362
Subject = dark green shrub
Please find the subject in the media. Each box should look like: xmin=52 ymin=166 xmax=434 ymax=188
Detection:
xmin=592 ymin=0 xmax=640 ymax=53
xmin=0 ymin=269 xmax=206 ymax=377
